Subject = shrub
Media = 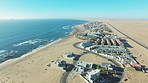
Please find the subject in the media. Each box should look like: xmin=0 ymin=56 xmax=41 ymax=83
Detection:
xmin=47 ymin=63 xmax=51 ymax=67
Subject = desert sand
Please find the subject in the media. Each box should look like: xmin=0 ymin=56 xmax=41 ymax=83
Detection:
xmin=106 ymin=20 xmax=148 ymax=83
xmin=67 ymin=74 xmax=86 ymax=83
xmin=79 ymin=53 xmax=111 ymax=64
xmin=106 ymin=20 xmax=148 ymax=47
xmin=103 ymin=20 xmax=148 ymax=83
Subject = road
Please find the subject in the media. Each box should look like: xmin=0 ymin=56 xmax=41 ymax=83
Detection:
xmin=60 ymin=51 xmax=87 ymax=83
xmin=60 ymin=72 xmax=70 ymax=83
xmin=60 ymin=42 xmax=124 ymax=83
xmin=107 ymin=23 xmax=148 ymax=49
xmin=73 ymin=42 xmax=124 ymax=83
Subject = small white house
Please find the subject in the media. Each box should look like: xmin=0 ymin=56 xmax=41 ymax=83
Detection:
xmin=101 ymin=63 xmax=113 ymax=70
xmin=73 ymin=66 xmax=85 ymax=74
xmin=73 ymin=62 xmax=93 ymax=74
xmin=76 ymin=62 xmax=93 ymax=69
xmin=81 ymin=69 xmax=100 ymax=83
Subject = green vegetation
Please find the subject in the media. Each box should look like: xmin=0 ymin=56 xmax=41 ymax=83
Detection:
xmin=75 ymin=35 xmax=81 ymax=39
xmin=47 ymin=63 xmax=51 ymax=67
xmin=97 ymin=66 xmax=106 ymax=70
xmin=92 ymin=64 xmax=105 ymax=70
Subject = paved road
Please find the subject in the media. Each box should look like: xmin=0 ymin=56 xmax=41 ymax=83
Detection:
xmin=60 ymin=42 xmax=124 ymax=83
xmin=60 ymin=72 xmax=70 ymax=83
xmin=73 ymin=42 xmax=124 ymax=83
xmin=60 ymin=52 xmax=87 ymax=83
xmin=107 ymin=23 xmax=148 ymax=49
xmin=73 ymin=42 xmax=122 ymax=67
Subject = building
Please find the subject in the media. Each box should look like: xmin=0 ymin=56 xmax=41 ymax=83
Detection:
xmin=50 ymin=59 xmax=67 ymax=69
xmin=79 ymin=42 xmax=92 ymax=48
xmin=81 ymin=69 xmax=100 ymax=83
xmin=76 ymin=62 xmax=93 ymax=69
xmin=73 ymin=65 xmax=85 ymax=74
xmin=101 ymin=63 xmax=113 ymax=70
xmin=73 ymin=62 xmax=93 ymax=74
xmin=64 ymin=52 xmax=77 ymax=60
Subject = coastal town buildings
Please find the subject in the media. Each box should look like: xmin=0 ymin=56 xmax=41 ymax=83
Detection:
xmin=49 ymin=21 xmax=143 ymax=83
xmin=72 ymin=61 xmax=114 ymax=83
xmin=77 ymin=21 xmax=141 ymax=69
xmin=63 ymin=52 xmax=77 ymax=60
xmin=81 ymin=69 xmax=100 ymax=83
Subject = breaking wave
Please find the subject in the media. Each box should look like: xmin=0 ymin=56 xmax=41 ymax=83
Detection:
xmin=0 ymin=19 xmax=88 ymax=63
xmin=62 ymin=25 xmax=71 ymax=30
xmin=0 ymin=50 xmax=6 ymax=54
xmin=13 ymin=38 xmax=53 ymax=47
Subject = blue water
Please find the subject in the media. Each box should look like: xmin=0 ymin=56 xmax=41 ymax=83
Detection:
xmin=0 ymin=19 xmax=87 ymax=63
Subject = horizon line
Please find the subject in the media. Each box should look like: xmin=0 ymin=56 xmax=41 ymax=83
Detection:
xmin=0 ymin=18 xmax=148 ymax=20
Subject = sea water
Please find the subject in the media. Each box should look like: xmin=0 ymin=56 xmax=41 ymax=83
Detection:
xmin=0 ymin=19 xmax=87 ymax=63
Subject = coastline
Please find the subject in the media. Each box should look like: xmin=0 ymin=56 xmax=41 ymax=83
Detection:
xmin=0 ymin=25 xmax=80 ymax=70
xmin=0 ymin=22 xmax=86 ymax=83
xmin=0 ymin=38 xmax=62 ymax=69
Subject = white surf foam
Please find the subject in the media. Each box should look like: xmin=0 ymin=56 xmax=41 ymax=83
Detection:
xmin=12 ymin=38 xmax=48 ymax=47
xmin=62 ymin=25 xmax=71 ymax=29
xmin=0 ymin=50 xmax=6 ymax=54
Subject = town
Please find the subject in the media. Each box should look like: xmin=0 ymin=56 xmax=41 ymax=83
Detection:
xmin=48 ymin=21 xmax=143 ymax=83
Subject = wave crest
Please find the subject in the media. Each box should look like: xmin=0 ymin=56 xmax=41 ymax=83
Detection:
xmin=0 ymin=50 xmax=6 ymax=54
xmin=62 ymin=25 xmax=71 ymax=29
xmin=12 ymin=38 xmax=54 ymax=47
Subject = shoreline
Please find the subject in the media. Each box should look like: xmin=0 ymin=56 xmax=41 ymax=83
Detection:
xmin=0 ymin=22 xmax=86 ymax=83
xmin=0 ymin=25 xmax=80 ymax=70
xmin=0 ymin=38 xmax=62 ymax=69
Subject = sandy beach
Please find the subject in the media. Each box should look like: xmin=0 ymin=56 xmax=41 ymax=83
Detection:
xmin=0 ymin=24 xmax=86 ymax=83
xmin=0 ymin=19 xmax=148 ymax=83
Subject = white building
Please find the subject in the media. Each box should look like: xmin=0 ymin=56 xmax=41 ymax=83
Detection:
xmin=73 ymin=65 xmax=85 ymax=74
xmin=76 ymin=62 xmax=93 ymax=69
xmin=101 ymin=63 xmax=113 ymax=70
xmin=81 ymin=69 xmax=100 ymax=83
xmin=73 ymin=62 xmax=93 ymax=74
xmin=79 ymin=42 xmax=92 ymax=48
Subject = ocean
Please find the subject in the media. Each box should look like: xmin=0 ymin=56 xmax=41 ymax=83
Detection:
xmin=0 ymin=19 xmax=87 ymax=63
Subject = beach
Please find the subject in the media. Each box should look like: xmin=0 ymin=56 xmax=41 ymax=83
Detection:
xmin=0 ymin=24 xmax=86 ymax=83
xmin=0 ymin=19 xmax=148 ymax=83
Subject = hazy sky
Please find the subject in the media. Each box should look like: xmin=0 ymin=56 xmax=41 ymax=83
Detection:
xmin=0 ymin=0 xmax=148 ymax=19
